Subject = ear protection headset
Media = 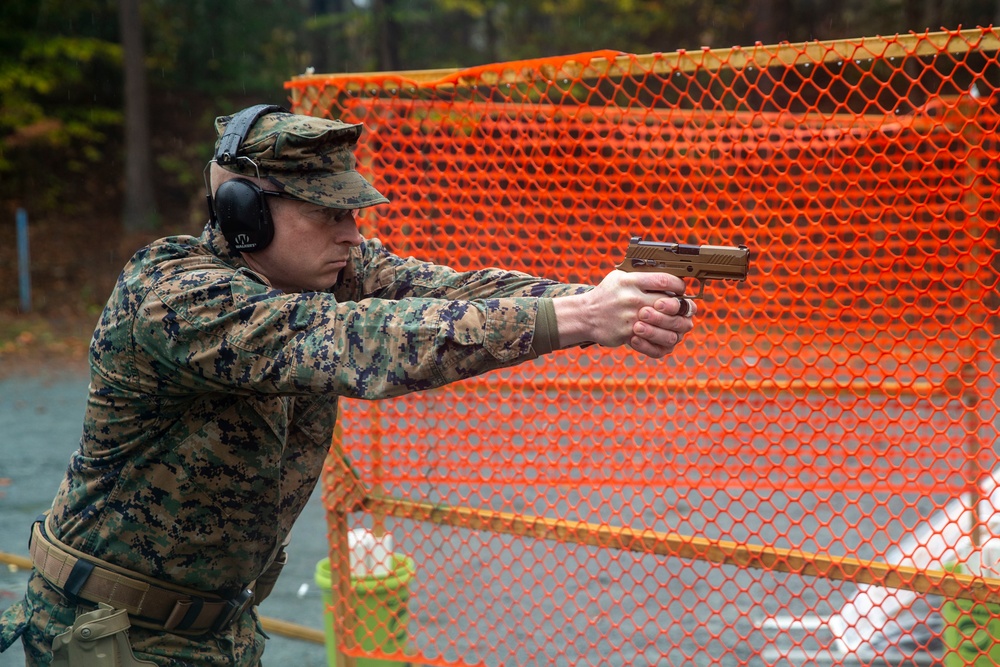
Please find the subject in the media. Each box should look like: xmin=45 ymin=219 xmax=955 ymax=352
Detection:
xmin=205 ymin=104 xmax=288 ymax=253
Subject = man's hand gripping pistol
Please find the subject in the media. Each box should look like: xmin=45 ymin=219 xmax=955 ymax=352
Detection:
xmin=616 ymin=237 xmax=751 ymax=316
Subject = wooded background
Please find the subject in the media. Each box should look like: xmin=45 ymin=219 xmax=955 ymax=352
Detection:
xmin=1 ymin=0 xmax=998 ymax=318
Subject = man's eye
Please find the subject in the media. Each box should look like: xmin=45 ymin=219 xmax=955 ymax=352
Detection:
xmin=330 ymin=210 xmax=355 ymax=224
xmin=304 ymin=207 xmax=332 ymax=221
xmin=302 ymin=206 xmax=353 ymax=224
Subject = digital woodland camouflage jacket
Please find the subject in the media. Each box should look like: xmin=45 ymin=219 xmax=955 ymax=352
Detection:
xmin=37 ymin=222 xmax=588 ymax=597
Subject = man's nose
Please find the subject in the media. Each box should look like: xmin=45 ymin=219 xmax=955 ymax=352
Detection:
xmin=337 ymin=220 xmax=364 ymax=246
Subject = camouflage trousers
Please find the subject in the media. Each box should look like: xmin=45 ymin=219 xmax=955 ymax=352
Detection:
xmin=0 ymin=573 xmax=267 ymax=666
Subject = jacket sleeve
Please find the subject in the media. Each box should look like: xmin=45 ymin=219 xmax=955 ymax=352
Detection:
xmin=334 ymin=238 xmax=592 ymax=303
xmin=131 ymin=260 xmax=584 ymax=400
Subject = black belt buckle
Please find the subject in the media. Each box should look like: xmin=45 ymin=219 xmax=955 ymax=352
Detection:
xmin=213 ymin=588 xmax=253 ymax=632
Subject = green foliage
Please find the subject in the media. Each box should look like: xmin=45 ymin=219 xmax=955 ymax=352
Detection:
xmin=143 ymin=0 xmax=315 ymax=96
xmin=2 ymin=0 xmax=999 ymax=223
xmin=306 ymin=9 xmax=376 ymax=72
xmin=0 ymin=0 xmax=123 ymax=213
xmin=0 ymin=36 xmax=122 ymax=140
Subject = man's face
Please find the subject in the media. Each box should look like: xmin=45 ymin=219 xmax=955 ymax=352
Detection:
xmin=243 ymin=196 xmax=364 ymax=292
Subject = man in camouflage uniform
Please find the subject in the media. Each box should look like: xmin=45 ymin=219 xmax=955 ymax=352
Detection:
xmin=0 ymin=107 xmax=696 ymax=666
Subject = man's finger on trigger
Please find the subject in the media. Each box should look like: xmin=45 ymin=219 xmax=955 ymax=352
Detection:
xmin=676 ymin=298 xmax=690 ymax=318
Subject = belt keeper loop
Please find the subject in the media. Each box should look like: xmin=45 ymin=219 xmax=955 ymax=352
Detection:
xmin=164 ymin=597 xmax=204 ymax=632
xmin=63 ymin=559 xmax=95 ymax=599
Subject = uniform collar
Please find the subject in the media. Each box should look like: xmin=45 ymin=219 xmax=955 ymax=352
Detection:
xmin=202 ymin=221 xmax=250 ymax=269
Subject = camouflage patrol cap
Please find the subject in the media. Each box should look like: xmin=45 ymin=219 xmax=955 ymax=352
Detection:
xmin=213 ymin=110 xmax=389 ymax=209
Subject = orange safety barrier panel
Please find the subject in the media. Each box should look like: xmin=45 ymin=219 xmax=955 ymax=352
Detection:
xmin=288 ymin=27 xmax=1000 ymax=666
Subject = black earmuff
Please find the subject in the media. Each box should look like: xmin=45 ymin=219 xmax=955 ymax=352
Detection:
xmin=205 ymin=103 xmax=287 ymax=253
xmin=213 ymin=178 xmax=275 ymax=253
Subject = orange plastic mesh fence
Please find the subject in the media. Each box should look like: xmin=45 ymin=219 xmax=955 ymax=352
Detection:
xmin=288 ymin=28 xmax=1000 ymax=666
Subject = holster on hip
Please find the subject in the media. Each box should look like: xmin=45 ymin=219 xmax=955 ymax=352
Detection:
xmin=51 ymin=603 xmax=156 ymax=667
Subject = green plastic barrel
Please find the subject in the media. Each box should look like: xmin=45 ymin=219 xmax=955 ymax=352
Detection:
xmin=314 ymin=554 xmax=416 ymax=667
xmin=942 ymin=562 xmax=1000 ymax=666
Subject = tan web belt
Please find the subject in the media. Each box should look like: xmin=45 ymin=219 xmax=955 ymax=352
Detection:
xmin=29 ymin=515 xmax=254 ymax=634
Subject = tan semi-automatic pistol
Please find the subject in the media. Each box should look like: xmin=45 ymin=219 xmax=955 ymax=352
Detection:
xmin=616 ymin=237 xmax=750 ymax=299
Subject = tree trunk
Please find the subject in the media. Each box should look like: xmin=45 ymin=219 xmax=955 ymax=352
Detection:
xmin=119 ymin=0 xmax=158 ymax=232
xmin=309 ymin=0 xmax=331 ymax=73
xmin=747 ymin=0 xmax=795 ymax=43
xmin=372 ymin=0 xmax=401 ymax=71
